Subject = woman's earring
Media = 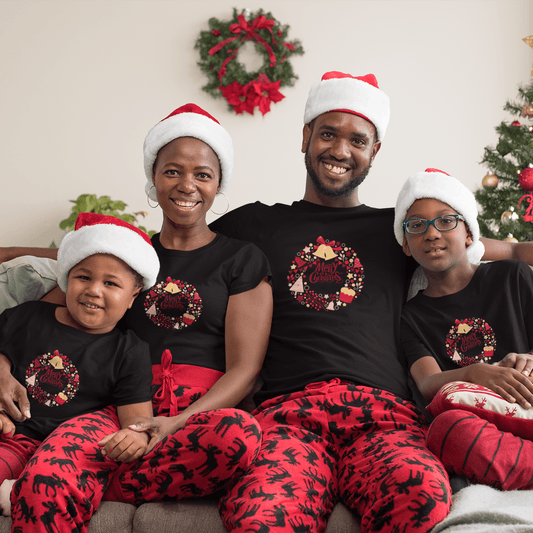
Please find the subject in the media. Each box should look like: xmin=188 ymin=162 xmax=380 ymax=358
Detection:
xmin=210 ymin=191 xmax=230 ymax=216
xmin=147 ymin=186 xmax=159 ymax=209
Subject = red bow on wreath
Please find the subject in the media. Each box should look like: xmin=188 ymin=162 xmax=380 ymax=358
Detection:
xmin=209 ymin=14 xmax=278 ymax=79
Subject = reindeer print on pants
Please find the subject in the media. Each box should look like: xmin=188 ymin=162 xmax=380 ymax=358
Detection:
xmin=11 ymin=403 xmax=261 ymax=533
xmin=220 ymin=380 xmax=451 ymax=533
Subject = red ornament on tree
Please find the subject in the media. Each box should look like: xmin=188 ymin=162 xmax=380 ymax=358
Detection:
xmin=519 ymin=167 xmax=533 ymax=191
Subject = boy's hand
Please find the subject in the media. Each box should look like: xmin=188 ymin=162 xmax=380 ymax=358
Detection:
xmin=98 ymin=428 xmax=149 ymax=462
xmin=468 ymin=362 xmax=533 ymax=409
xmin=0 ymin=412 xmax=15 ymax=438
xmin=128 ymin=416 xmax=180 ymax=454
xmin=495 ymin=352 xmax=533 ymax=377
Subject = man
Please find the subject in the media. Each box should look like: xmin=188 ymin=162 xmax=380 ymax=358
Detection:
xmin=209 ymin=71 xmax=451 ymax=533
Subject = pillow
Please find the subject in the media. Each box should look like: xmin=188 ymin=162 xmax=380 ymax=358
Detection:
xmin=0 ymin=256 xmax=58 ymax=313
xmin=426 ymin=381 xmax=533 ymax=440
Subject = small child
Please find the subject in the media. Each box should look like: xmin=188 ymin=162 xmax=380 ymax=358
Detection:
xmin=0 ymin=212 xmax=160 ymax=514
xmin=394 ymin=168 xmax=533 ymax=490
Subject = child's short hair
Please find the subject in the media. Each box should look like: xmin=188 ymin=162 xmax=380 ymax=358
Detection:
xmin=57 ymin=213 xmax=160 ymax=292
xmin=393 ymin=168 xmax=485 ymax=264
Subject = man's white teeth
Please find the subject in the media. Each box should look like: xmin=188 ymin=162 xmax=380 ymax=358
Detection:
xmin=84 ymin=303 xmax=100 ymax=309
xmin=324 ymin=163 xmax=347 ymax=175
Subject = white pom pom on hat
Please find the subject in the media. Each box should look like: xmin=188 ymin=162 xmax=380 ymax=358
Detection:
xmin=143 ymin=103 xmax=234 ymax=202
xmin=57 ymin=212 xmax=160 ymax=292
xmin=304 ymin=71 xmax=391 ymax=141
xmin=394 ymin=168 xmax=485 ymax=264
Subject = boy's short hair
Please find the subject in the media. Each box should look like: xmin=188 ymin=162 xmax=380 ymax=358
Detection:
xmin=393 ymin=168 xmax=485 ymax=264
xmin=57 ymin=213 xmax=160 ymax=292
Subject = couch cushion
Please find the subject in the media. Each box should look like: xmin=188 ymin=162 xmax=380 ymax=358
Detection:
xmin=134 ymin=499 xmax=227 ymax=533
xmin=133 ymin=500 xmax=361 ymax=533
xmin=0 ymin=501 xmax=137 ymax=533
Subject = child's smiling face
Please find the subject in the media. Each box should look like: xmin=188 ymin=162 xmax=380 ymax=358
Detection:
xmin=402 ymin=198 xmax=473 ymax=273
xmin=63 ymin=254 xmax=141 ymax=334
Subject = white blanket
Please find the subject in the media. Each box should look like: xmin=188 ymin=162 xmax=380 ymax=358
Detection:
xmin=432 ymin=485 xmax=533 ymax=533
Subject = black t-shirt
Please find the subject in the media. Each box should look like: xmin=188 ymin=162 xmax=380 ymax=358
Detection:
xmin=401 ymin=260 xmax=533 ymax=372
xmin=125 ymin=232 xmax=271 ymax=372
xmin=210 ymin=200 xmax=417 ymax=403
xmin=0 ymin=301 xmax=152 ymax=440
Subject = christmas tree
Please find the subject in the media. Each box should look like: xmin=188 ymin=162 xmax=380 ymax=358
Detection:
xmin=475 ymin=79 xmax=533 ymax=242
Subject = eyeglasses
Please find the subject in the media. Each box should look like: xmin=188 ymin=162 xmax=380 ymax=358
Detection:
xmin=403 ymin=214 xmax=465 ymax=235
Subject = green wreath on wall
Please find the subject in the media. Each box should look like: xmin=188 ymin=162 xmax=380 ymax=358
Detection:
xmin=195 ymin=8 xmax=304 ymax=116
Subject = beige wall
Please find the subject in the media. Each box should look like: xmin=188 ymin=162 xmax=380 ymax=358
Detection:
xmin=1 ymin=0 xmax=532 ymax=246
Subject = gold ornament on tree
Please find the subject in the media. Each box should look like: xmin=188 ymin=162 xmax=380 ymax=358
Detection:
xmin=521 ymin=104 xmax=533 ymax=118
xmin=504 ymin=234 xmax=519 ymax=243
xmin=501 ymin=207 xmax=519 ymax=224
xmin=481 ymin=173 xmax=499 ymax=188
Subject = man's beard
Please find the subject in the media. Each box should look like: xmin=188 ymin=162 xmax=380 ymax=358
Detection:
xmin=305 ymin=149 xmax=371 ymax=199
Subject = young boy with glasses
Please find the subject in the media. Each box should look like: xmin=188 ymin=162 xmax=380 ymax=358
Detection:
xmin=394 ymin=168 xmax=533 ymax=490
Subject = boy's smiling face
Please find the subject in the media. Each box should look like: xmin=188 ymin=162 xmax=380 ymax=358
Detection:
xmin=402 ymin=198 xmax=473 ymax=273
xmin=61 ymin=254 xmax=142 ymax=334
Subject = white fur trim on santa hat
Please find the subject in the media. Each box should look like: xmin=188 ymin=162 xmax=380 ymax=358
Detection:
xmin=143 ymin=106 xmax=234 ymax=201
xmin=304 ymin=73 xmax=390 ymax=141
xmin=394 ymin=169 xmax=485 ymax=264
xmin=57 ymin=219 xmax=160 ymax=292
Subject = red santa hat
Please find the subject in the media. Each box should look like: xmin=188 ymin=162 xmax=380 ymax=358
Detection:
xmin=394 ymin=168 xmax=485 ymax=264
xmin=143 ymin=103 xmax=234 ymax=202
xmin=57 ymin=213 xmax=160 ymax=292
xmin=304 ymin=71 xmax=390 ymax=141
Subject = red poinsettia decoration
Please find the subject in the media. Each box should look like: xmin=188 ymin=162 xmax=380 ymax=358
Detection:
xmin=248 ymin=74 xmax=285 ymax=116
xmin=220 ymin=81 xmax=255 ymax=115
xmin=220 ymin=74 xmax=285 ymax=116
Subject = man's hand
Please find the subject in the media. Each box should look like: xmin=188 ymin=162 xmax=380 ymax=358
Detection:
xmin=98 ymin=428 xmax=149 ymax=462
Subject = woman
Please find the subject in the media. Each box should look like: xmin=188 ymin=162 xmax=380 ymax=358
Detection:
xmin=3 ymin=103 xmax=273 ymax=532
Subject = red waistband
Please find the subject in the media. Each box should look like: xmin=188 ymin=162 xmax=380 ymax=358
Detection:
xmin=151 ymin=349 xmax=224 ymax=389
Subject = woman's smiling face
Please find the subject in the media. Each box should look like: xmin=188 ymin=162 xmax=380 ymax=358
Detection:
xmin=152 ymin=136 xmax=221 ymax=229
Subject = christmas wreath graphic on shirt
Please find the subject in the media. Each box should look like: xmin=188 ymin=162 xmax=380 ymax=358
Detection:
xmin=445 ymin=318 xmax=496 ymax=366
xmin=287 ymin=236 xmax=364 ymax=311
xmin=144 ymin=276 xmax=203 ymax=330
xmin=25 ymin=350 xmax=79 ymax=407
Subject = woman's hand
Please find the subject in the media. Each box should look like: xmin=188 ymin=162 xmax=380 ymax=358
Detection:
xmin=465 ymin=362 xmax=533 ymax=409
xmin=128 ymin=416 xmax=181 ymax=454
xmin=98 ymin=428 xmax=150 ymax=462
xmin=0 ymin=354 xmax=30 ymax=422
xmin=0 ymin=412 xmax=15 ymax=438
xmin=494 ymin=352 xmax=533 ymax=377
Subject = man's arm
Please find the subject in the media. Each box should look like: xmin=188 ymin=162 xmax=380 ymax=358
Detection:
xmin=0 ymin=247 xmax=58 ymax=265
xmin=481 ymin=237 xmax=533 ymax=265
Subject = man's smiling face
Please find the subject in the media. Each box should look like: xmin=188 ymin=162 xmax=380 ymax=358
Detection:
xmin=302 ymin=111 xmax=380 ymax=199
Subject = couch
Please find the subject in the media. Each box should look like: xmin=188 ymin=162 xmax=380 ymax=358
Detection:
xmin=0 ymin=500 xmax=361 ymax=533
xmin=0 ymin=256 xmax=364 ymax=532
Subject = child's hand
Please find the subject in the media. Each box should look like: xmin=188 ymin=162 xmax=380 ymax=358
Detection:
xmin=494 ymin=352 xmax=533 ymax=378
xmin=98 ymin=428 xmax=149 ymax=462
xmin=468 ymin=362 xmax=533 ymax=409
xmin=0 ymin=412 xmax=15 ymax=438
